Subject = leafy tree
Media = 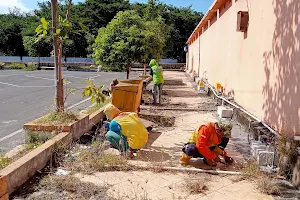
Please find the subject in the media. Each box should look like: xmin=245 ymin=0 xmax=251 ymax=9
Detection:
xmin=0 ymin=13 xmax=25 ymax=56
xmin=162 ymin=6 xmax=203 ymax=62
xmin=93 ymin=10 xmax=145 ymax=76
xmin=93 ymin=9 xmax=167 ymax=77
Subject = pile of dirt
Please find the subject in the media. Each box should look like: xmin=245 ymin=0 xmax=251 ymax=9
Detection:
xmin=142 ymin=93 xmax=170 ymax=105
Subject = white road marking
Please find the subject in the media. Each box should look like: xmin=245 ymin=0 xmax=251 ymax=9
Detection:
xmin=24 ymin=75 xmax=54 ymax=81
xmin=0 ymin=129 xmax=24 ymax=143
xmin=0 ymin=72 xmax=103 ymax=143
xmin=0 ymin=81 xmax=55 ymax=88
xmin=67 ymin=97 xmax=91 ymax=109
xmin=0 ymin=96 xmax=91 ymax=142
xmin=2 ymin=120 xmax=18 ymax=124
xmin=64 ymin=75 xmax=89 ymax=80
xmin=64 ymin=74 xmax=101 ymax=80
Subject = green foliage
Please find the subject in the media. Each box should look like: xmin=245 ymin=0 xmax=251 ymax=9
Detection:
xmin=25 ymin=131 xmax=54 ymax=150
xmin=0 ymin=155 xmax=10 ymax=170
xmin=82 ymin=79 xmax=106 ymax=104
xmin=4 ymin=62 xmax=36 ymax=70
xmin=93 ymin=10 xmax=145 ymax=70
xmin=5 ymin=62 xmax=25 ymax=69
xmin=0 ymin=0 xmax=203 ymax=62
xmin=93 ymin=8 xmax=167 ymax=70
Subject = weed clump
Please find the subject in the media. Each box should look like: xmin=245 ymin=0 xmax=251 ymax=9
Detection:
xmin=64 ymin=148 xmax=128 ymax=173
xmin=35 ymin=110 xmax=78 ymax=126
xmin=37 ymin=175 xmax=110 ymax=199
xmin=0 ymin=155 xmax=10 ymax=170
xmin=25 ymin=131 xmax=54 ymax=150
xmin=184 ymin=179 xmax=208 ymax=194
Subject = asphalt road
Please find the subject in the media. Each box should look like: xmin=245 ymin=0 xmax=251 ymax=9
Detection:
xmin=0 ymin=70 xmax=139 ymax=154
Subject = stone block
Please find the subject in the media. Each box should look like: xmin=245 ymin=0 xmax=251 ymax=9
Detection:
xmin=257 ymin=151 xmax=274 ymax=166
xmin=217 ymin=106 xmax=233 ymax=118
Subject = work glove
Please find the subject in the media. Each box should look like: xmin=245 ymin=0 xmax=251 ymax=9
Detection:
xmin=224 ymin=155 xmax=234 ymax=164
xmin=213 ymin=156 xmax=221 ymax=163
xmin=204 ymin=159 xmax=217 ymax=166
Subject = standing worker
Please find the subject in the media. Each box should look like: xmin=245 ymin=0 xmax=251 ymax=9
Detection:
xmin=180 ymin=122 xmax=234 ymax=166
xmin=149 ymin=59 xmax=164 ymax=104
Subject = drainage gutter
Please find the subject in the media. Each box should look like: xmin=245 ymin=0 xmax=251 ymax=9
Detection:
xmin=202 ymin=80 xmax=280 ymax=138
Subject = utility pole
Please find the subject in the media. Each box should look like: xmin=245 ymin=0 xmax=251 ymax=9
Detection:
xmin=51 ymin=0 xmax=64 ymax=111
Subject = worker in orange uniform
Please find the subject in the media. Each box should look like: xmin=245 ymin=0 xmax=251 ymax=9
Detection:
xmin=180 ymin=122 xmax=234 ymax=166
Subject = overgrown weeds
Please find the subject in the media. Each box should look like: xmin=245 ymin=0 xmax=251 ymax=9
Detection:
xmin=277 ymin=135 xmax=300 ymax=179
xmin=63 ymin=147 xmax=128 ymax=173
xmin=0 ymin=155 xmax=10 ymax=170
xmin=36 ymin=175 xmax=111 ymax=199
xmin=184 ymin=179 xmax=208 ymax=194
xmin=236 ymin=159 xmax=281 ymax=196
xmin=25 ymin=131 xmax=54 ymax=151
xmin=257 ymin=176 xmax=281 ymax=196
xmin=35 ymin=110 xmax=78 ymax=126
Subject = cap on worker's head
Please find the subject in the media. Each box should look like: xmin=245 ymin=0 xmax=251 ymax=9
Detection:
xmin=219 ymin=121 xmax=233 ymax=137
xmin=149 ymin=59 xmax=157 ymax=67
xmin=185 ymin=143 xmax=198 ymax=156
xmin=104 ymin=103 xmax=121 ymax=120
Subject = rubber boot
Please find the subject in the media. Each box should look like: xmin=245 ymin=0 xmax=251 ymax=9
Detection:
xmin=180 ymin=154 xmax=192 ymax=166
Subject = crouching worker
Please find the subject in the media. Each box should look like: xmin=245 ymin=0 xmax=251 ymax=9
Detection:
xmin=104 ymin=103 xmax=149 ymax=157
xmin=180 ymin=122 xmax=234 ymax=166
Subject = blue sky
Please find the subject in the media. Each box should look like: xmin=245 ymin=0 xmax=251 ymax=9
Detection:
xmin=0 ymin=0 xmax=214 ymax=14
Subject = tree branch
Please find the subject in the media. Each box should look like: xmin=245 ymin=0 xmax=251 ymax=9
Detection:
xmin=66 ymin=0 xmax=72 ymax=21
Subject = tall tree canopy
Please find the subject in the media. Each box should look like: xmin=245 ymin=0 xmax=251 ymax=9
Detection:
xmin=93 ymin=9 xmax=166 ymax=71
xmin=0 ymin=0 xmax=203 ymax=63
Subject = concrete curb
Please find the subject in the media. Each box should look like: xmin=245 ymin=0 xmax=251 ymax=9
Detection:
xmin=0 ymin=132 xmax=71 ymax=197
xmin=0 ymin=108 xmax=106 ymax=198
xmin=23 ymin=114 xmax=89 ymax=133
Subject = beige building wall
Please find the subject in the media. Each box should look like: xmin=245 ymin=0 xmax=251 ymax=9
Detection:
xmin=188 ymin=0 xmax=300 ymax=136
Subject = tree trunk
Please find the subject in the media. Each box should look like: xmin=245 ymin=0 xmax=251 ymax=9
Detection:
xmin=51 ymin=0 xmax=64 ymax=112
xmin=126 ymin=64 xmax=130 ymax=79
xmin=143 ymin=63 xmax=146 ymax=75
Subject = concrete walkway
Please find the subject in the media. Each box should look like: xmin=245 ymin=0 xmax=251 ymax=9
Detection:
xmin=73 ymin=71 xmax=272 ymax=200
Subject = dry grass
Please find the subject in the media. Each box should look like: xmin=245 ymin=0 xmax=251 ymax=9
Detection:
xmin=234 ymin=159 xmax=281 ymax=196
xmin=64 ymin=147 xmax=129 ymax=173
xmin=35 ymin=175 xmax=111 ymax=199
xmin=276 ymin=135 xmax=300 ymax=179
xmin=257 ymin=176 xmax=281 ymax=196
xmin=35 ymin=110 xmax=78 ymax=126
xmin=184 ymin=179 xmax=208 ymax=194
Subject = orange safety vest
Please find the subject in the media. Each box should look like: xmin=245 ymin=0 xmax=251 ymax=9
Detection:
xmin=188 ymin=122 xmax=226 ymax=160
